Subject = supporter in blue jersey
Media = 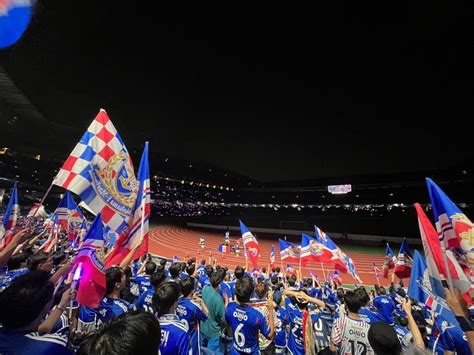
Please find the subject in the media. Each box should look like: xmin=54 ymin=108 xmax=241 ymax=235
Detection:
xmin=284 ymin=288 xmax=329 ymax=354
xmin=199 ymin=264 xmax=213 ymax=289
xmin=96 ymin=267 xmax=131 ymax=324
xmin=285 ymin=274 xmax=299 ymax=309
xmin=135 ymin=270 xmax=166 ymax=313
xmin=355 ymin=288 xmax=383 ymax=325
xmin=373 ymin=286 xmax=396 ymax=324
xmin=226 ymin=275 xmax=275 ymax=355
xmin=220 ymin=273 xmax=233 ymax=302
xmin=230 ymin=265 xmax=245 ymax=296
xmin=168 ymin=262 xmax=182 ymax=283
xmin=0 ymin=252 xmax=29 ymax=290
xmin=154 ymin=282 xmax=190 ymax=355
xmin=196 ymin=259 xmax=207 ymax=276
xmin=79 ymin=266 xmax=131 ymax=331
xmin=430 ymin=314 xmax=471 ymax=355
xmin=134 ymin=260 xmax=156 ymax=294
xmin=392 ymin=317 xmax=413 ymax=351
xmin=177 ymin=276 xmax=209 ymax=355
xmin=0 ymin=271 xmax=71 ymax=354
xmin=78 ymin=311 xmax=161 ymax=354
xmin=273 ymin=291 xmax=290 ymax=354
xmin=368 ymin=298 xmax=428 ymax=355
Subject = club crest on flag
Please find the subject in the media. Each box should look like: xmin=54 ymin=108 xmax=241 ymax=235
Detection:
xmin=248 ymin=246 xmax=259 ymax=257
xmin=452 ymin=215 xmax=474 ymax=266
xmin=309 ymin=240 xmax=325 ymax=256
xmin=90 ymin=151 xmax=137 ymax=216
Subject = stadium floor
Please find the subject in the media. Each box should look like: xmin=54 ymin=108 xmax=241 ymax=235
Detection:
xmin=149 ymin=225 xmax=403 ymax=287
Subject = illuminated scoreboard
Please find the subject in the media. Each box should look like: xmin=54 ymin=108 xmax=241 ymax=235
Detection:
xmin=327 ymin=184 xmax=352 ymax=194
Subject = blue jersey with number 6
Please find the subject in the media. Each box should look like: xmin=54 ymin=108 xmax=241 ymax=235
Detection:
xmin=225 ymin=302 xmax=271 ymax=355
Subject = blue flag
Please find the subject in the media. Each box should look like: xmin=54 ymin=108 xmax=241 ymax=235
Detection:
xmin=408 ymin=250 xmax=457 ymax=325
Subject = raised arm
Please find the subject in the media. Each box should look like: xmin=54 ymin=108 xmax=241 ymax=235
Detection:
xmin=0 ymin=229 xmax=28 ymax=268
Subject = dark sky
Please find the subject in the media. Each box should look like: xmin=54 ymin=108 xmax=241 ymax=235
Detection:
xmin=0 ymin=1 xmax=473 ymax=182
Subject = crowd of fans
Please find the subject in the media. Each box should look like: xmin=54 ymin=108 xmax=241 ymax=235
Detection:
xmin=152 ymin=178 xmax=230 ymax=217
xmin=0 ymin=219 xmax=473 ymax=355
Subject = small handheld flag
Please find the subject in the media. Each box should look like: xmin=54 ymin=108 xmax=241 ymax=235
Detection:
xmin=382 ymin=243 xmax=396 ymax=278
xmin=218 ymin=244 xmax=230 ymax=253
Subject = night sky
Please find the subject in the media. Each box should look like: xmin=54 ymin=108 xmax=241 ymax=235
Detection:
xmin=0 ymin=1 xmax=472 ymax=182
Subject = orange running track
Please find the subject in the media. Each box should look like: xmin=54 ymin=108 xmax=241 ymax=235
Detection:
xmin=149 ymin=225 xmax=400 ymax=287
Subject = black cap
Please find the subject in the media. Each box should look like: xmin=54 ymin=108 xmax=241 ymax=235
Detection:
xmin=368 ymin=322 xmax=402 ymax=355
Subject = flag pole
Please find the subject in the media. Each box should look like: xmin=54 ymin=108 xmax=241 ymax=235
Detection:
xmin=299 ymin=256 xmax=302 ymax=276
xmin=374 ymin=265 xmax=380 ymax=286
xmin=320 ymin=262 xmax=327 ymax=282
xmin=26 ymin=182 xmax=55 ymax=226
xmin=244 ymin=242 xmax=248 ymax=266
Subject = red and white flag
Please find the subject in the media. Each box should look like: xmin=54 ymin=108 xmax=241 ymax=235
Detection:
xmin=415 ymin=203 xmax=471 ymax=296
xmin=106 ymin=143 xmax=150 ymax=266
xmin=239 ymin=220 xmax=260 ymax=268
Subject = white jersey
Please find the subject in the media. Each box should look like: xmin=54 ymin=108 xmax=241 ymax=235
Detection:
xmin=331 ymin=315 xmax=374 ymax=355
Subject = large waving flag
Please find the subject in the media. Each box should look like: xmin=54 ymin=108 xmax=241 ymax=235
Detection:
xmin=270 ymin=245 xmax=275 ymax=267
xmin=301 ymin=234 xmax=336 ymax=265
xmin=408 ymin=250 xmax=458 ymax=325
xmin=0 ymin=182 xmax=19 ymax=249
xmin=106 ymin=142 xmax=150 ymax=267
xmin=278 ymin=239 xmax=301 ymax=263
xmin=314 ymin=225 xmax=348 ymax=272
xmin=240 ymin=220 xmax=259 ymax=268
xmin=52 ymin=109 xmax=137 ymax=235
xmin=415 ymin=203 xmax=471 ymax=297
xmin=394 ymin=238 xmax=413 ymax=279
xmin=75 ymin=213 xmax=106 ymax=308
xmin=382 ymin=243 xmax=397 ymax=278
xmin=426 ymin=178 xmax=473 ymax=273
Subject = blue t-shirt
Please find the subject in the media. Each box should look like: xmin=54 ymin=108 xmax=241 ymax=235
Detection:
xmin=96 ymin=297 xmax=130 ymax=324
xmin=358 ymin=307 xmax=383 ymax=325
xmin=51 ymin=313 xmax=70 ymax=336
xmin=287 ymin=304 xmax=330 ymax=355
xmin=79 ymin=297 xmax=130 ymax=329
xmin=176 ymin=298 xmax=208 ymax=355
xmin=431 ymin=316 xmax=471 ymax=355
xmin=225 ymin=302 xmax=271 ymax=355
xmin=134 ymin=287 xmax=155 ymax=313
xmin=220 ymin=282 xmax=233 ymax=301
xmin=275 ymin=305 xmax=290 ymax=348
xmin=134 ymin=274 xmax=151 ymax=294
xmin=159 ymin=314 xmax=190 ymax=355
xmin=373 ymin=295 xmax=396 ymax=324
xmin=0 ymin=329 xmax=71 ymax=355
xmin=0 ymin=267 xmax=29 ymax=290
